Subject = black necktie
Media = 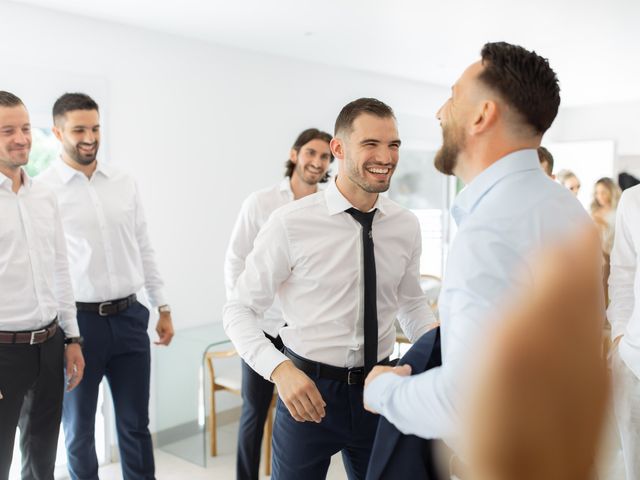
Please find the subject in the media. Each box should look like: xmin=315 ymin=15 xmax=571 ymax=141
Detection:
xmin=346 ymin=207 xmax=378 ymax=376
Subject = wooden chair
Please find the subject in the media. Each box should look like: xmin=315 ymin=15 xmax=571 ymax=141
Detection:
xmin=205 ymin=349 xmax=277 ymax=476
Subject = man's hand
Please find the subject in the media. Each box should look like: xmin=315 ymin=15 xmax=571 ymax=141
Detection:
xmin=65 ymin=344 xmax=85 ymax=392
xmin=154 ymin=313 xmax=174 ymax=346
xmin=271 ymin=360 xmax=326 ymax=423
xmin=363 ymin=364 xmax=412 ymax=413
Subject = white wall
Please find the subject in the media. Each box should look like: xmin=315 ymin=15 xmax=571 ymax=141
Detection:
xmin=546 ymin=101 xmax=640 ymax=177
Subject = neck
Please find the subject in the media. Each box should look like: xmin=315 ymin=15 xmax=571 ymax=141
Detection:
xmin=456 ymin=135 xmax=540 ymax=185
xmin=62 ymin=153 xmax=97 ymax=179
xmin=289 ymin=175 xmax=318 ymax=200
xmin=0 ymin=164 xmax=23 ymax=193
xmin=335 ymin=174 xmax=378 ymax=212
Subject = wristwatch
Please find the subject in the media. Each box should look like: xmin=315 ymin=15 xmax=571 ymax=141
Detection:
xmin=65 ymin=336 xmax=84 ymax=347
xmin=158 ymin=304 xmax=172 ymax=314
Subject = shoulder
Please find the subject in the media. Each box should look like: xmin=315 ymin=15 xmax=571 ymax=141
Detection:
xmin=34 ymin=164 xmax=62 ymax=186
xmin=270 ymin=190 xmax=325 ymax=221
xmin=379 ymin=196 xmax=421 ymax=228
xmin=620 ymin=185 xmax=640 ymax=208
xmin=102 ymin=163 xmax=133 ymax=183
xmin=29 ymin=179 xmax=59 ymax=206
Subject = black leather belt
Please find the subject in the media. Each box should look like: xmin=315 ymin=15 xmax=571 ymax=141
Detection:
xmin=0 ymin=319 xmax=58 ymax=345
xmin=76 ymin=294 xmax=137 ymax=317
xmin=284 ymin=349 xmax=393 ymax=386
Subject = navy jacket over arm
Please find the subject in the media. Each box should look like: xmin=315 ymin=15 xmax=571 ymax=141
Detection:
xmin=366 ymin=327 xmax=443 ymax=480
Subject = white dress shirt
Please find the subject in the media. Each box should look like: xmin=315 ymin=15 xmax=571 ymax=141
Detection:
xmin=223 ymin=178 xmax=436 ymax=380
xmin=608 ymin=185 xmax=640 ymax=380
xmin=36 ymin=159 xmax=166 ymax=306
xmin=224 ymin=178 xmax=294 ymax=337
xmin=0 ymin=169 xmax=78 ymax=336
xmin=365 ymin=149 xmax=590 ymax=441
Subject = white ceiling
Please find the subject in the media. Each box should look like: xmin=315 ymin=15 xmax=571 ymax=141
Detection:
xmin=11 ymin=0 xmax=640 ymax=107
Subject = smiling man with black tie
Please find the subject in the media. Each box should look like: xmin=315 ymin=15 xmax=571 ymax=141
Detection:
xmin=224 ymin=97 xmax=437 ymax=480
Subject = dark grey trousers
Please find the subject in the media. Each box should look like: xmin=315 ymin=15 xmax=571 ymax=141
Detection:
xmin=0 ymin=327 xmax=64 ymax=480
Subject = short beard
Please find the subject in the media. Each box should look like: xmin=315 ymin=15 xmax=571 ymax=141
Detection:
xmin=347 ymin=161 xmax=391 ymax=194
xmin=66 ymin=143 xmax=97 ymax=166
xmin=294 ymin=163 xmax=323 ymax=186
xmin=434 ymin=124 xmax=465 ymax=176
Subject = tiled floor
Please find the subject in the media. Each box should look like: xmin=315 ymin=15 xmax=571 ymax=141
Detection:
xmin=91 ymin=417 xmax=629 ymax=480
xmin=98 ymin=421 xmax=348 ymax=479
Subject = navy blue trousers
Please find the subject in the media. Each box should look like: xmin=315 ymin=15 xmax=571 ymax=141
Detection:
xmin=271 ymin=370 xmax=379 ymax=480
xmin=63 ymin=302 xmax=154 ymax=480
xmin=236 ymin=333 xmax=283 ymax=480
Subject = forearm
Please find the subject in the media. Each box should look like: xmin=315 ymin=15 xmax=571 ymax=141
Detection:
xmin=364 ymin=366 xmax=458 ymax=439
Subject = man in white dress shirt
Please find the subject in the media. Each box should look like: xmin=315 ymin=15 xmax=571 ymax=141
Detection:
xmin=37 ymin=93 xmax=174 ymax=480
xmin=608 ymin=184 xmax=640 ymax=480
xmin=0 ymin=91 xmax=84 ymax=480
xmin=363 ymin=42 xmax=593 ymax=462
xmin=225 ymin=127 xmax=333 ymax=480
xmin=224 ymin=97 xmax=437 ymax=479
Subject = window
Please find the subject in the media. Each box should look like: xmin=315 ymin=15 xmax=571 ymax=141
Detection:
xmin=25 ymin=127 xmax=59 ymax=177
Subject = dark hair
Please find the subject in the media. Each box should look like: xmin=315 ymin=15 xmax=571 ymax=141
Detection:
xmin=334 ymin=97 xmax=395 ymax=136
xmin=537 ymin=146 xmax=554 ymax=171
xmin=0 ymin=91 xmax=24 ymax=108
xmin=479 ymin=42 xmax=560 ymax=135
xmin=53 ymin=93 xmax=99 ymax=124
xmin=284 ymin=128 xmax=334 ymax=183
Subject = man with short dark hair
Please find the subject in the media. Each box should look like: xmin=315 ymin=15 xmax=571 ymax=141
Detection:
xmin=224 ymin=127 xmax=333 ymax=479
xmin=0 ymin=91 xmax=84 ymax=479
xmin=37 ymin=92 xmax=174 ymax=480
xmin=537 ymin=146 xmax=555 ymax=178
xmin=224 ymin=98 xmax=437 ymax=479
xmin=364 ymin=42 xmax=593 ymax=457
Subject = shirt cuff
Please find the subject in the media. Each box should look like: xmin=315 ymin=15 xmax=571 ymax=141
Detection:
xmin=58 ymin=314 xmax=80 ymax=338
xmin=146 ymin=289 xmax=167 ymax=309
xmin=256 ymin=349 xmax=289 ymax=382
xmin=364 ymin=371 xmax=405 ymax=415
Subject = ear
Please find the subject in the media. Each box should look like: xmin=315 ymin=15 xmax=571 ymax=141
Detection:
xmin=51 ymin=125 xmax=63 ymax=142
xmin=469 ymin=100 xmax=498 ymax=136
xmin=291 ymin=148 xmax=302 ymax=165
xmin=330 ymin=137 xmax=344 ymax=160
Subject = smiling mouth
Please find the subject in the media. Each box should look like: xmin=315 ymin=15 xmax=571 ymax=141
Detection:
xmin=366 ymin=166 xmax=391 ymax=175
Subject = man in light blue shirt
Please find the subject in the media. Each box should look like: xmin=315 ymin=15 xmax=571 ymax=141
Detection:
xmin=363 ymin=42 xmax=590 ymax=450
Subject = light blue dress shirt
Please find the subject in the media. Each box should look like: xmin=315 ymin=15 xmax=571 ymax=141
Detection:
xmin=364 ymin=149 xmax=589 ymax=442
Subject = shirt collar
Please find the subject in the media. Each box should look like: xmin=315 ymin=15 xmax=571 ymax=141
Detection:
xmin=324 ymin=176 xmax=387 ymax=216
xmin=0 ymin=168 xmax=31 ymax=191
xmin=279 ymin=177 xmax=294 ymax=200
xmin=451 ymin=149 xmax=540 ymax=225
xmin=55 ymin=157 xmax=110 ymax=183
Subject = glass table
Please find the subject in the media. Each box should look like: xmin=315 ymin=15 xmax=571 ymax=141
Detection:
xmin=155 ymin=322 xmax=237 ymax=466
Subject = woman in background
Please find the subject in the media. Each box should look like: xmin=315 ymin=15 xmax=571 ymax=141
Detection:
xmin=557 ymin=169 xmax=581 ymax=196
xmin=591 ymin=177 xmax=621 ymax=256
xmin=591 ymin=177 xmax=622 ymax=305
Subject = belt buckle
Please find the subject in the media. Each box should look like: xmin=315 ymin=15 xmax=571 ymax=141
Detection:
xmin=347 ymin=368 xmax=363 ymax=385
xmin=30 ymin=328 xmax=47 ymax=345
xmin=98 ymin=301 xmax=113 ymax=316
